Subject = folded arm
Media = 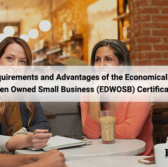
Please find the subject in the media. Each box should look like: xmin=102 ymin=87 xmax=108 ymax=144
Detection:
xmin=80 ymin=93 xmax=101 ymax=139
xmin=81 ymin=90 xmax=151 ymax=140
xmin=116 ymin=101 xmax=151 ymax=139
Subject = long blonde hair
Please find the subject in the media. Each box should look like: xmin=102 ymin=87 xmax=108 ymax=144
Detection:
xmin=0 ymin=95 xmax=6 ymax=123
xmin=0 ymin=37 xmax=35 ymax=127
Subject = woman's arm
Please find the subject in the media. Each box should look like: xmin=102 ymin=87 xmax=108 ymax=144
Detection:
xmin=4 ymin=101 xmax=52 ymax=152
xmin=0 ymin=149 xmax=66 ymax=167
xmin=0 ymin=128 xmax=51 ymax=153
xmin=87 ymin=94 xmax=101 ymax=122
xmin=115 ymin=87 xmax=152 ymax=139
xmin=0 ymin=153 xmax=38 ymax=167
xmin=80 ymin=93 xmax=101 ymax=139
xmin=84 ymin=81 xmax=105 ymax=122
xmin=30 ymin=102 xmax=51 ymax=131
xmin=81 ymin=82 xmax=152 ymax=140
xmin=116 ymin=101 xmax=152 ymax=139
xmin=6 ymin=133 xmax=30 ymax=151
xmin=6 ymin=130 xmax=52 ymax=151
xmin=20 ymin=150 xmax=66 ymax=167
xmin=0 ymin=135 xmax=12 ymax=153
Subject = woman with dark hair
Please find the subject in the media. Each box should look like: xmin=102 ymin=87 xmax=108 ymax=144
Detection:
xmin=80 ymin=39 xmax=154 ymax=155
xmin=90 ymin=39 xmax=131 ymax=66
xmin=0 ymin=37 xmax=51 ymax=153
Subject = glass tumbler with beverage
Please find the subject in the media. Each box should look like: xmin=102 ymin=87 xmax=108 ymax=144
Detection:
xmin=98 ymin=110 xmax=116 ymax=144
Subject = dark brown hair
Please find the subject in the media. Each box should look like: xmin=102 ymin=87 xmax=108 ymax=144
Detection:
xmin=90 ymin=39 xmax=131 ymax=110
xmin=91 ymin=39 xmax=131 ymax=66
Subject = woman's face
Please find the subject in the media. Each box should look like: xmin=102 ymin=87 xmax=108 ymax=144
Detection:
xmin=0 ymin=42 xmax=27 ymax=75
xmin=94 ymin=46 xmax=123 ymax=75
xmin=94 ymin=46 xmax=120 ymax=66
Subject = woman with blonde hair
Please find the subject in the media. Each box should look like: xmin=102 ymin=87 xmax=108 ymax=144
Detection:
xmin=0 ymin=37 xmax=51 ymax=153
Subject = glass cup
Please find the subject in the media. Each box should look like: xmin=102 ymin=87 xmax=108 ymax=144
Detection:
xmin=98 ymin=110 xmax=116 ymax=144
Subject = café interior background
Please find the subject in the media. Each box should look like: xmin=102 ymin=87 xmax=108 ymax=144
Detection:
xmin=1 ymin=0 xmax=168 ymax=143
xmin=1 ymin=0 xmax=167 ymax=66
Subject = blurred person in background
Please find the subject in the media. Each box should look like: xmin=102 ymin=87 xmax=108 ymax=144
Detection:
xmin=61 ymin=49 xmax=87 ymax=66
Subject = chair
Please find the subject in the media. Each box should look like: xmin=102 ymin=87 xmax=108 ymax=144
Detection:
xmin=41 ymin=102 xmax=84 ymax=136
xmin=152 ymin=115 xmax=168 ymax=143
xmin=76 ymin=102 xmax=81 ymax=118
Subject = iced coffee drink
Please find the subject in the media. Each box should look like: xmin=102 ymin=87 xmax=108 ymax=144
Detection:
xmin=99 ymin=116 xmax=116 ymax=144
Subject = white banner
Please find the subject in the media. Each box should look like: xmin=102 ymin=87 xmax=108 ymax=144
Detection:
xmin=0 ymin=66 xmax=168 ymax=102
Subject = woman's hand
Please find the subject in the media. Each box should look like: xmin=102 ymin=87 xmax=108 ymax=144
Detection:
xmin=36 ymin=149 xmax=66 ymax=167
xmin=27 ymin=129 xmax=52 ymax=149
xmin=92 ymin=80 xmax=106 ymax=90
xmin=91 ymin=80 xmax=106 ymax=98
xmin=86 ymin=81 xmax=106 ymax=123
xmin=19 ymin=149 xmax=67 ymax=167
xmin=6 ymin=129 xmax=52 ymax=151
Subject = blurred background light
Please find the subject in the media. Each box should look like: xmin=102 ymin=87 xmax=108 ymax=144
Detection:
xmin=3 ymin=26 xmax=15 ymax=36
xmin=0 ymin=33 xmax=7 ymax=42
xmin=39 ymin=20 xmax=51 ymax=32
xmin=28 ymin=29 xmax=39 ymax=39
xmin=20 ymin=34 xmax=29 ymax=42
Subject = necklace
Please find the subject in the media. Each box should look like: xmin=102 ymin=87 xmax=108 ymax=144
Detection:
xmin=10 ymin=103 xmax=16 ymax=136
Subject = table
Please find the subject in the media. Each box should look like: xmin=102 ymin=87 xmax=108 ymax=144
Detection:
xmin=66 ymin=156 xmax=156 ymax=167
xmin=15 ymin=138 xmax=146 ymax=161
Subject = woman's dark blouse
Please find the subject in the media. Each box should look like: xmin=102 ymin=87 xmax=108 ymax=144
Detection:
xmin=0 ymin=102 xmax=51 ymax=135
